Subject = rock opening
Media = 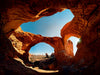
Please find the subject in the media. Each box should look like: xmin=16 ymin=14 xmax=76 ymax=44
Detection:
xmin=29 ymin=42 xmax=54 ymax=55
xmin=21 ymin=9 xmax=74 ymax=37
xmin=68 ymin=36 xmax=80 ymax=56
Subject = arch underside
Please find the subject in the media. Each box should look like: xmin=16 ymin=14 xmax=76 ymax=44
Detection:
xmin=0 ymin=0 xmax=100 ymax=75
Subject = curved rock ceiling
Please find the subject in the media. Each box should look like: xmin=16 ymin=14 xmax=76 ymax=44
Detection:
xmin=0 ymin=0 xmax=100 ymax=75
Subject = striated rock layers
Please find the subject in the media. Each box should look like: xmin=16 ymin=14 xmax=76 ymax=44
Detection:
xmin=0 ymin=0 xmax=100 ymax=75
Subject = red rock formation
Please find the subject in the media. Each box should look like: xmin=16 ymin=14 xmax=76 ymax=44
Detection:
xmin=0 ymin=0 xmax=100 ymax=75
xmin=65 ymin=40 xmax=74 ymax=57
xmin=9 ymin=27 xmax=67 ymax=64
xmin=61 ymin=1 xmax=100 ymax=74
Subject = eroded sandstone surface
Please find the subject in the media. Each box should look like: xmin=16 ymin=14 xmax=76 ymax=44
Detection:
xmin=0 ymin=0 xmax=100 ymax=75
xmin=9 ymin=27 xmax=70 ymax=64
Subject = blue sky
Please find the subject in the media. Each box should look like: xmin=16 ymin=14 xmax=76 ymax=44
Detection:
xmin=68 ymin=37 xmax=80 ymax=55
xmin=21 ymin=9 xmax=79 ymax=55
xmin=21 ymin=9 xmax=74 ymax=37
xmin=30 ymin=42 xmax=54 ymax=55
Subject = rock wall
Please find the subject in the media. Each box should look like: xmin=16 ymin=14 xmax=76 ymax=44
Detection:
xmin=61 ymin=1 xmax=100 ymax=75
xmin=9 ymin=27 xmax=71 ymax=65
xmin=0 ymin=0 xmax=100 ymax=75
xmin=65 ymin=40 xmax=74 ymax=57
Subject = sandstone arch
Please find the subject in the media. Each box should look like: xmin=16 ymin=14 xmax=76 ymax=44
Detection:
xmin=9 ymin=27 xmax=65 ymax=64
xmin=0 ymin=0 xmax=100 ymax=75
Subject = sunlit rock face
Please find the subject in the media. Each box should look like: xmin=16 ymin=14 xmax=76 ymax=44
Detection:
xmin=9 ymin=27 xmax=66 ymax=64
xmin=65 ymin=40 xmax=74 ymax=57
xmin=61 ymin=1 xmax=100 ymax=74
xmin=0 ymin=0 xmax=100 ymax=75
